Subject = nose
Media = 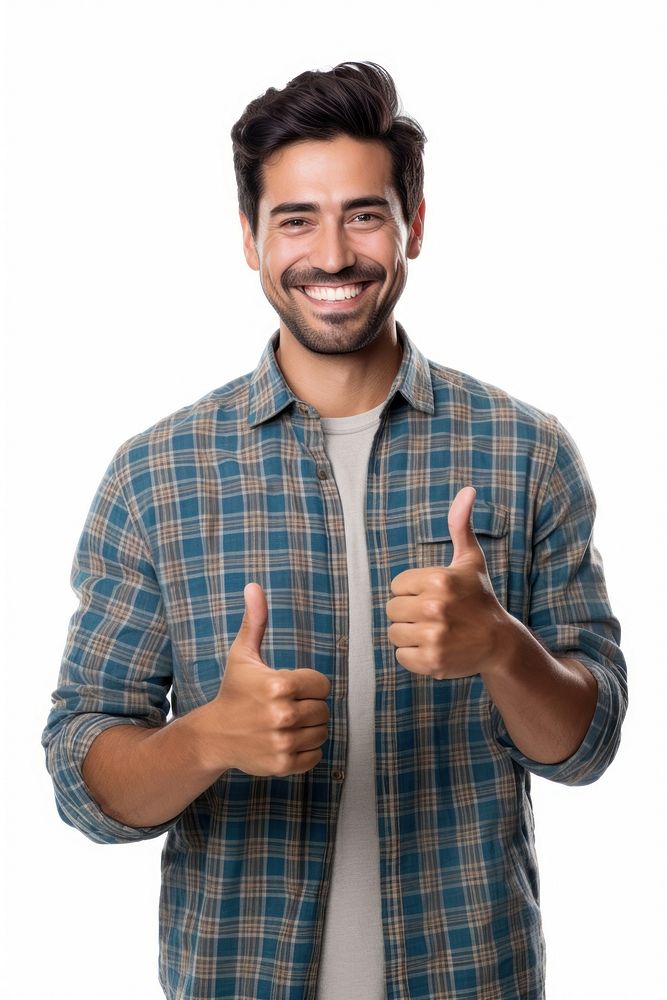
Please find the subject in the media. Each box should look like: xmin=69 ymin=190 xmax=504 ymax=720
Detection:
xmin=308 ymin=220 xmax=356 ymax=274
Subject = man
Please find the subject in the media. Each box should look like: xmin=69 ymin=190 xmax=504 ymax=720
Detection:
xmin=43 ymin=62 xmax=627 ymax=1000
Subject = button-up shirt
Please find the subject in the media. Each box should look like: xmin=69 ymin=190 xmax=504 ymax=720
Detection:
xmin=43 ymin=326 xmax=627 ymax=1000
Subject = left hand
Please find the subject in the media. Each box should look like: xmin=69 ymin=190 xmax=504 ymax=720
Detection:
xmin=386 ymin=486 xmax=509 ymax=680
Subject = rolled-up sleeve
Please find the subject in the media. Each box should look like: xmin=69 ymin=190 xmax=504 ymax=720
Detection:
xmin=42 ymin=451 xmax=177 ymax=843
xmin=493 ymin=417 xmax=628 ymax=785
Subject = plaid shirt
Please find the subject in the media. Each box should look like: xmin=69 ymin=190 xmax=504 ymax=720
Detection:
xmin=43 ymin=326 xmax=627 ymax=1000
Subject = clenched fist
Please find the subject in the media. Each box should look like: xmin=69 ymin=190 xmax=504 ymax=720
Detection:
xmin=386 ymin=486 xmax=510 ymax=680
xmin=209 ymin=583 xmax=331 ymax=777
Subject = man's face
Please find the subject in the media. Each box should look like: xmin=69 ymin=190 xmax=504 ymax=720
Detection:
xmin=240 ymin=134 xmax=424 ymax=355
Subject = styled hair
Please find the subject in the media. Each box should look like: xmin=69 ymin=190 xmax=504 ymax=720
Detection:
xmin=231 ymin=61 xmax=426 ymax=236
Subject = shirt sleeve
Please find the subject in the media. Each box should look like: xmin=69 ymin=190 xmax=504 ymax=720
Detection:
xmin=492 ymin=416 xmax=628 ymax=785
xmin=42 ymin=451 xmax=178 ymax=844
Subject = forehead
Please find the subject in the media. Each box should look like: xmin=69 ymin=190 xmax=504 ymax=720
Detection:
xmin=259 ymin=135 xmax=397 ymax=209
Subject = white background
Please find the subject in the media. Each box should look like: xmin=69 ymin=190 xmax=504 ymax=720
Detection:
xmin=1 ymin=2 xmax=665 ymax=998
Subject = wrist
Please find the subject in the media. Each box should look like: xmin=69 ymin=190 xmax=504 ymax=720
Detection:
xmin=173 ymin=701 xmax=231 ymax=782
xmin=480 ymin=608 xmax=528 ymax=683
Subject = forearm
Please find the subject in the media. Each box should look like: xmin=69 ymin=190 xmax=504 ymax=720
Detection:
xmin=81 ymin=703 xmax=227 ymax=828
xmin=482 ymin=614 xmax=598 ymax=764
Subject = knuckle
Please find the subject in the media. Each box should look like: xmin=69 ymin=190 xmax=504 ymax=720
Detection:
xmin=426 ymin=648 xmax=443 ymax=671
xmin=423 ymin=597 xmax=446 ymax=620
xmin=269 ymin=672 xmax=293 ymax=699
xmin=429 ymin=621 xmax=448 ymax=644
xmin=276 ymin=754 xmax=295 ymax=777
xmin=274 ymin=706 xmax=298 ymax=729
xmin=272 ymin=730 xmax=295 ymax=754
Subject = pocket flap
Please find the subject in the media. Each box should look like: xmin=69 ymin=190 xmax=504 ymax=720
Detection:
xmin=417 ymin=499 xmax=509 ymax=542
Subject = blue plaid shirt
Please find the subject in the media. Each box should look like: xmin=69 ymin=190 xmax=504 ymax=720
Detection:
xmin=43 ymin=326 xmax=627 ymax=999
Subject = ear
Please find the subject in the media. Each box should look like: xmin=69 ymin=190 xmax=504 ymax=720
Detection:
xmin=406 ymin=197 xmax=425 ymax=260
xmin=240 ymin=211 xmax=260 ymax=271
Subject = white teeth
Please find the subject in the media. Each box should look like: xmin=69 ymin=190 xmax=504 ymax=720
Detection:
xmin=302 ymin=283 xmax=365 ymax=301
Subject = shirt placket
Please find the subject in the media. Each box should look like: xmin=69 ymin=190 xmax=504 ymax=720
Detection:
xmin=366 ymin=404 xmax=413 ymax=1000
xmin=283 ymin=402 xmax=352 ymax=1000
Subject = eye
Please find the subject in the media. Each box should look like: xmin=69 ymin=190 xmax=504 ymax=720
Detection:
xmin=281 ymin=218 xmax=309 ymax=229
xmin=349 ymin=213 xmax=386 ymax=228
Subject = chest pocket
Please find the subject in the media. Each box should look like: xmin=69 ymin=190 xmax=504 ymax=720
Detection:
xmin=416 ymin=499 xmax=510 ymax=608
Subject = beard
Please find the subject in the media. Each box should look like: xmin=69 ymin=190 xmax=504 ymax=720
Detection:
xmin=270 ymin=295 xmax=390 ymax=355
xmin=260 ymin=262 xmax=404 ymax=356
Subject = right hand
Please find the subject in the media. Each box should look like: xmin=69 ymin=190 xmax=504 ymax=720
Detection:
xmin=208 ymin=582 xmax=331 ymax=778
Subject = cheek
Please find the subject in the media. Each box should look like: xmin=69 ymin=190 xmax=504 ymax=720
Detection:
xmin=265 ymin=245 xmax=306 ymax=290
xmin=261 ymin=255 xmax=288 ymax=293
xmin=387 ymin=253 xmax=407 ymax=289
xmin=383 ymin=238 xmax=406 ymax=273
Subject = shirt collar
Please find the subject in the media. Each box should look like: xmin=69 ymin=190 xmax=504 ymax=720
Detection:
xmin=247 ymin=321 xmax=434 ymax=427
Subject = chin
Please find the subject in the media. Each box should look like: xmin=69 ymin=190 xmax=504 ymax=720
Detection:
xmin=288 ymin=318 xmax=385 ymax=356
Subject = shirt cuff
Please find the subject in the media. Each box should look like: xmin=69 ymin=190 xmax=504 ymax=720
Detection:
xmin=44 ymin=712 xmax=179 ymax=844
xmin=491 ymin=654 xmax=626 ymax=786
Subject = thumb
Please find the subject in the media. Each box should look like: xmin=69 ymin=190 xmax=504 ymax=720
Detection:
xmin=233 ymin=582 xmax=268 ymax=658
xmin=448 ymin=486 xmax=482 ymax=566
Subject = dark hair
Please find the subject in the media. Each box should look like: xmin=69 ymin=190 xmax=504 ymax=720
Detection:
xmin=231 ymin=61 xmax=426 ymax=236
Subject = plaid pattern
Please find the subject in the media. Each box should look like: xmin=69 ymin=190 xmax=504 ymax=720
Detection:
xmin=43 ymin=325 xmax=627 ymax=999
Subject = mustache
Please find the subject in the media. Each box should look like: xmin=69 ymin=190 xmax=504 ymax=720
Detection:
xmin=282 ymin=264 xmax=386 ymax=290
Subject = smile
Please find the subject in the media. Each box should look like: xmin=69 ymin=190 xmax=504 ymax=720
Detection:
xmin=300 ymin=282 xmax=367 ymax=302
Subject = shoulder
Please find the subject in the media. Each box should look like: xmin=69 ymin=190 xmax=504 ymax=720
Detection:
xmin=427 ymin=358 xmax=593 ymax=501
xmin=428 ymin=359 xmax=554 ymax=426
xmin=424 ymin=357 xmax=595 ymax=522
xmin=108 ymin=370 xmax=253 ymax=491
xmin=424 ymin=358 xmax=583 ymax=483
xmin=427 ymin=358 xmax=563 ymax=451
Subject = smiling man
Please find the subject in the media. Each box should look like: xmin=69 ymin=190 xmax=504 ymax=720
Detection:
xmin=43 ymin=63 xmax=627 ymax=1000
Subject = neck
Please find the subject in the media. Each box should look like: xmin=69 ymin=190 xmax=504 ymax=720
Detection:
xmin=274 ymin=321 xmax=403 ymax=418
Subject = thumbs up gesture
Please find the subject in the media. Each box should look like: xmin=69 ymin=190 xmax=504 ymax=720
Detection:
xmin=211 ymin=583 xmax=331 ymax=777
xmin=386 ymin=487 xmax=509 ymax=680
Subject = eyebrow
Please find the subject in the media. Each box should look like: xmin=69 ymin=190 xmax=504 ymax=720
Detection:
xmin=269 ymin=196 xmax=391 ymax=217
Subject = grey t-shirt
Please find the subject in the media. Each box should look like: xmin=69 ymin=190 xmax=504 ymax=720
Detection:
xmin=315 ymin=401 xmax=386 ymax=1000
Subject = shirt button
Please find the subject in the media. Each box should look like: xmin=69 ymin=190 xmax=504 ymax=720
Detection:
xmin=297 ymin=403 xmax=309 ymax=415
xmin=336 ymin=635 xmax=348 ymax=651
xmin=317 ymin=466 xmax=329 ymax=480
xmin=332 ymin=769 xmax=345 ymax=782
